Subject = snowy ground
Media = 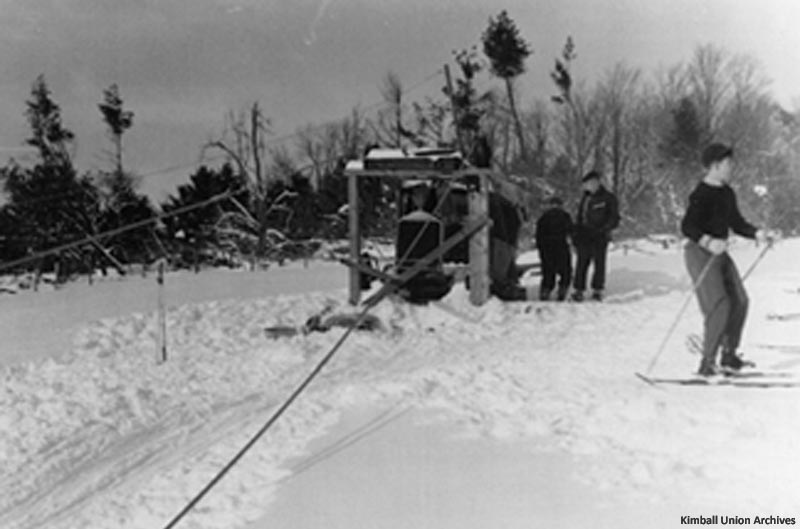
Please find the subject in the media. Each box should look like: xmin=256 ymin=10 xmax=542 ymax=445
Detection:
xmin=2 ymin=239 xmax=800 ymax=528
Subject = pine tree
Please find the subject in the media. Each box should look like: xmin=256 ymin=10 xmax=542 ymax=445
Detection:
xmin=160 ymin=164 xmax=249 ymax=268
xmin=25 ymin=74 xmax=75 ymax=169
xmin=1 ymin=76 xmax=98 ymax=280
xmin=96 ymin=84 xmax=154 ymax=265
xmin=482 ymin=11 xmax=531 ymax=161
xmin=98 ymin=83 xmax=134 ymax=179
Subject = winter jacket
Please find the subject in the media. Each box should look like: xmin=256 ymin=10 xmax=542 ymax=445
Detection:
xmin=574 ymin=186 xmax=620 ymax=243
xmin=681 ymin=182 xmax=757 ymax=243
xmin=535 ymin=207 xmax=573 ymax=248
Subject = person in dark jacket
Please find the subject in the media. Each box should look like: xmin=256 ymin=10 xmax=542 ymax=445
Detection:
xmin=681 ymin=143 xmax=773 ymax=376
xmin=571 ymin=171 xmax=620 ymax=301
xmin=535 ymin=196 xmax=573 ymax=301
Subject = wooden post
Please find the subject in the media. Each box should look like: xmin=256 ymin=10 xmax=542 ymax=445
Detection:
xmin=468 ymin=173 xmax=490 ymax=306
xmin=348 ymin=172 xmax=361 ymax=305
xmin=156 ymin=259 xmax=167 ymax=364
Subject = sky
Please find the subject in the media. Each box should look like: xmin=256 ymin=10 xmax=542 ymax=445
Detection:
xmin=1 ymin=0 xmax=799 ymax=202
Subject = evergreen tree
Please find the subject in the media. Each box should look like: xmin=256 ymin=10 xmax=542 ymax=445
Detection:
xmin=482 ymin=10 xmax=531 ymax=161
xmin=96 ymin=84 xmax=154 ymax=264
xmin=160 ymin=164 xmax=249 ymax=267
xmin=98 ymin=83 xmax=134 ymax=178
xmin=25 ymin=75 xmax=75 ymax=169
xmin=1 ymin=76 xmax=99 ymax=279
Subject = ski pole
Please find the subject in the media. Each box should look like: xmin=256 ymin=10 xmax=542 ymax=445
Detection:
xmin=741 ymin=238 xmax=774 ymax=282
xmin=644 ymin=238 xmax=775 ymax=375
xmin=643 ymin=253 xmax=717 ymax=375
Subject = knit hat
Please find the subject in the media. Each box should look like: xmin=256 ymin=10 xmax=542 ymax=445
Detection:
xmin=701 ymin=143 xmax=733 ymax=168
xmin=581 ymin=170 xmax=600 ymax=183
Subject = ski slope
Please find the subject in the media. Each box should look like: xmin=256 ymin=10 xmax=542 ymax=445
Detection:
xmin=1 ymin=239 xmax=799 ymax=528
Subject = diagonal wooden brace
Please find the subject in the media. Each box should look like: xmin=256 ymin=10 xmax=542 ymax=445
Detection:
xmin=359 ymin=216 xmax=489 ymax=308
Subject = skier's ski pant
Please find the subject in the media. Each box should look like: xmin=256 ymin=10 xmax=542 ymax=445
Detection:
xmin=684 ymin=241 xmax=749 ymax=367
xmin=573 ymin=238 xmax=608 ymax=291
xmin=538 ymin=242 xmax=572 ymax=295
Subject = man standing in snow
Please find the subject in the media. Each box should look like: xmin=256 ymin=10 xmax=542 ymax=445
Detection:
xmin=535 ymin=196 xmax=573 ymax=301
xmin=681 ymin=143 xmax=773 ymax=376
xmin=571 ymin=171 xmax=620 ymax=302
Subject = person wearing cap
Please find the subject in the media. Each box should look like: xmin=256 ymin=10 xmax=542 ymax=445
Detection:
xmin=403 ymin=179 xmax=435 ymax=213
xmin=681 ymin=142 xmax=774 ymax=377
xmin=535 ymin=196 xmax=573 ymax=301
xmin=571 ymin=170 xmax=620 ymax=302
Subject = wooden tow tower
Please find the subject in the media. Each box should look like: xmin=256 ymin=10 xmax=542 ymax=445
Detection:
xmin=342 ymin=147 xmax=495 ymax=307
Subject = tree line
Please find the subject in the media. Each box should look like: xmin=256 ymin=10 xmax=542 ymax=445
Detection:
xmin=2 ymin=11 xmax=800 ymax=283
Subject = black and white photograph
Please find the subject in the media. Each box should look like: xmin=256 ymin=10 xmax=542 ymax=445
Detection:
xmin=1 ymin=1 xmax=800 ymax=527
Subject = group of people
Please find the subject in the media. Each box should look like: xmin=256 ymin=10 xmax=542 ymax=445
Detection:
xmin=534 ymin=170 xmax=621 ymax=302
xmin=535 ymin=142 xmax=775 ymax=376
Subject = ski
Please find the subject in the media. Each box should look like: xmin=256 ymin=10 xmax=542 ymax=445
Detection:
xmin=636 ymin=371 xmax=800 ymax=388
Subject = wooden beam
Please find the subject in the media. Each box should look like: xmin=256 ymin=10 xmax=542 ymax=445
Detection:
xmin=348 ymin=171 xmax=361 ymax=305
xmin=84 ymin=235 xmax=127 ymax=276
xmin=343 ymin=168 xmax=495 ymax=181
xmin=61 ymin=212 xmax=127 ymax=275
xmin=468 ymin=173 xmax=490 ymax=306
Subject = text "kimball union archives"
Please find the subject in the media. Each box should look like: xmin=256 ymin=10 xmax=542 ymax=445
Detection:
xmin=681 ymin=515 xmax=796 ymax=525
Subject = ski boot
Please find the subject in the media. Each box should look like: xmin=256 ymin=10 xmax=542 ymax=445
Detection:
xmin=556 ymin=287 xmax=568 ymax=301
xmin=720 ymin=350 xmax=756 ymax=372
xmin=539 ymin=288 xmax=552 ymax=301
xmin=696 ymin=359 xmax=718 ymax=378
xmin=591 ymin=289 xmax=603 ymax=302
xmin=570 ymin=290 xmax=584 ymax=302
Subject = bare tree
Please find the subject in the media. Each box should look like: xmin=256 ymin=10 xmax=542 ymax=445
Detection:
xmin=686 ymin=44 xmax=732 ymax=143
xmin=410 ymin=97 xmax=452 ymax=147
xmin=377 ymin=71 xmax=410 ymax=147
xmin=205 ymin=102 xmax=273 ymax=257
xmin=522 ymin=100 xmax=552 ymax=178
xmin=550 ymin=37 xmax=605 ymax=180
xmin=596 ymin=63 xmax=643 ymax=196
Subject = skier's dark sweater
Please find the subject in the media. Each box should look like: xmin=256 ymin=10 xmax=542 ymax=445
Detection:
xmin=535 ymin=207 xmax=573 ymax=247
xmin=681 ymin=182 xmax=757 ymax=242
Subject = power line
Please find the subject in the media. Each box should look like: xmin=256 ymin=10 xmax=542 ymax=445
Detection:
xmin=0 ymin=68 xmax=449 ymax=268
xmin=223 ymin=67 xmax=445 ymax=152
xmin=0 ymin=69 xmax=447 ymax=200
xmin=137 ymin=154 xmax=228 ymax=180
xmin=182 ymin=68 xmax=446 ymax=182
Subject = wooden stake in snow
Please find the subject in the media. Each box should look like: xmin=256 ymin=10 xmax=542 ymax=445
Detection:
xmin=156 ymin=259 xmax=167 ymax=364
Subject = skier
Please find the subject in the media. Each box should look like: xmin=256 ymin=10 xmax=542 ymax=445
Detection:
xmin=535 ymin=196 xmax=573 ymax=301
xmin=571 ymin=170 xmax=620 ymax=301
xmin=681 ymin=143 xmax=774 ymax=376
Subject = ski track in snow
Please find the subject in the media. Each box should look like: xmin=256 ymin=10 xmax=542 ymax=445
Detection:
xmin=2 ymin=240 xmax=800 ymax=527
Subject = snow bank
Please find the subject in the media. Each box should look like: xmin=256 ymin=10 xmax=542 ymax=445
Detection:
xmin=1 ymin=239 xmax=800 ymax=528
